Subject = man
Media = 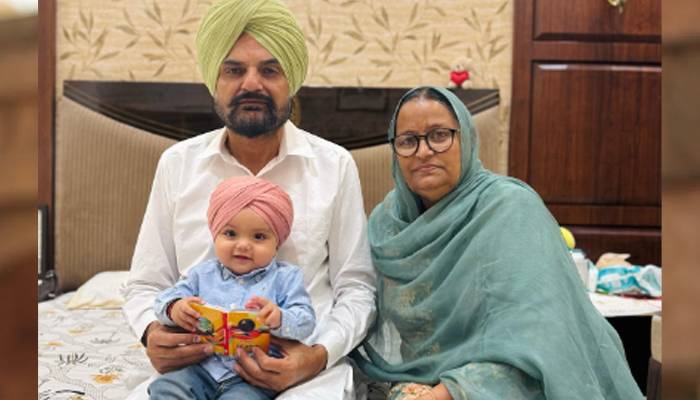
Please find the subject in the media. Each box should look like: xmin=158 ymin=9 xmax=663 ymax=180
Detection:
xmin=122 ymin=1 xmax=376 ymax=398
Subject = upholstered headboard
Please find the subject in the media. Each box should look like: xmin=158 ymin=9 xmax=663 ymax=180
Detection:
xmin=51 ymin=83 xmax=500 ymax=292
xmin=54 ymin=98 xmax=175 ymax=290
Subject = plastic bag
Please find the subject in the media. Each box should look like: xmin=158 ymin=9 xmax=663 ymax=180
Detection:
xmin=595 ymin=264 xmax=662 ymax=298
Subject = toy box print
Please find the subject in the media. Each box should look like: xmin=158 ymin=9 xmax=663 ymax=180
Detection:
xmin=190 ymin=302 xmax=270 ymax=356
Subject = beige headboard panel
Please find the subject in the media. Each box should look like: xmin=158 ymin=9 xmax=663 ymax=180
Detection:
xmin=350 ymin=104 xmax=501 ymax=215
xmin=54 ymin=98 xmax=175 ymax=291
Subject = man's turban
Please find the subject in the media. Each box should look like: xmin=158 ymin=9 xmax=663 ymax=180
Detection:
xmin=195 ymin=0 xmax=309 ymax=96
xmin=207 ymin=176 xmax=294 ymax=247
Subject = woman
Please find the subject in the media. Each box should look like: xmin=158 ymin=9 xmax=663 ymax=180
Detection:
xmin=352 ymin=86 xmax=643 ymax=400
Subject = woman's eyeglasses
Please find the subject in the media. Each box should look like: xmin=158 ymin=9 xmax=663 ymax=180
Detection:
xmin=391 ymin=128 xmax=459 ymax=157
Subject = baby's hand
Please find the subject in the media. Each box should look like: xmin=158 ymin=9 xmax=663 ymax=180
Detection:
xmin=245 ymin=296 xmax=281 ymax=329
xmin=169 ymin=296 xmax=204 ymax=332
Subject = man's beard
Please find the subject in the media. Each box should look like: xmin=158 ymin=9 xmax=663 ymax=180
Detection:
xmin=214 ymin=92 xmax=291 ymax=138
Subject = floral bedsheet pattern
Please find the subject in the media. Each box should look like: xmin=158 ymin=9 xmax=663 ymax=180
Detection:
xmin=38 ymin=293 xmax=153 ymax=400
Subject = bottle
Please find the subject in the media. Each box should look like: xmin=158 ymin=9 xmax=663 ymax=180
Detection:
xmin=570 ymin=249 xmax=589 ymax=288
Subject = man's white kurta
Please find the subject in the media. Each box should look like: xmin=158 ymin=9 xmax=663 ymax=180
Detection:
xmin=122 ymin=121 xmax=376 ymax=399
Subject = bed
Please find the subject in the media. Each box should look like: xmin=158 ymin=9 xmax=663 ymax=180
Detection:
xmin=37 ymin=81 xmax=501 ymax=398
xmin=38 ymin=292 xmax=154 ymax=400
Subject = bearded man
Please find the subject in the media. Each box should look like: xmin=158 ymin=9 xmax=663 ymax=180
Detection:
xmin=123 ymin=1 xmax=376 ymax=398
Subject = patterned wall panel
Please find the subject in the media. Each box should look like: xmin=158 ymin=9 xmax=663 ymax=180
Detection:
xmin=56 ymin=0 xmax=512 ymax=173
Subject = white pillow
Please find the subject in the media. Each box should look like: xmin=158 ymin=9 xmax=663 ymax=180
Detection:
xmin=66 ymin=270 xmax=129 ymax=309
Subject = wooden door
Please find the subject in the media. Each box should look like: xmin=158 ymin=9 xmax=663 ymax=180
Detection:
xmin=509 ymin=0 xmax=661 ymax=265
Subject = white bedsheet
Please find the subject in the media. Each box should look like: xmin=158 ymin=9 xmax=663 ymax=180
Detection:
xmin=38 ymin=293 xmax=360 ymax=399
xmin=38 ymin=293 xmax=153 ymax=399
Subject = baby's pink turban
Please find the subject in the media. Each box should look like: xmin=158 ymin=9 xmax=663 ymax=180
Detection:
xmin=207 ymin=176 xmax=293 ymax=247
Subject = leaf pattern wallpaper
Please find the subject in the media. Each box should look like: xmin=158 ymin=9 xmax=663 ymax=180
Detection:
xmin=56 ymin=0 xmax=513 ymax=173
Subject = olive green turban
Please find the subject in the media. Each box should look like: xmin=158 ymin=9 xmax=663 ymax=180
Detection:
xmin=195 ymin=0 xmax=309 ymax=96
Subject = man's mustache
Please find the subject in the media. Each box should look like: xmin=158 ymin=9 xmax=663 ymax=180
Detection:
xmin=230 ymin=93 xmax=275 ymax=111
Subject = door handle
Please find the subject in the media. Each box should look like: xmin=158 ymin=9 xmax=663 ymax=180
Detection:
xmin=607 ymin=0 xmax=626 ymax=14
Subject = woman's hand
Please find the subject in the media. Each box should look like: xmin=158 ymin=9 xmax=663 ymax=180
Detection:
xmin=233 ymin=337 xmax=327 ymax=391
xmin=420 ymin=384 xmax=452 ymax=400
xmin=389 ymin=382 xmax=452 ymax=400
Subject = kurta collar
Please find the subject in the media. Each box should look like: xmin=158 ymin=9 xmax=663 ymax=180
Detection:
xmin=197 ymin=122 xmax=316 ymax=163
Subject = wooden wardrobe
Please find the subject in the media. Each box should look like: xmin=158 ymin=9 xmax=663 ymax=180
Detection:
xmin=509 ymin=0 xmax=661 ymax=266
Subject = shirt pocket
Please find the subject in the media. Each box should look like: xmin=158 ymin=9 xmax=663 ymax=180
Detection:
xmin=278 ymin=182 xmax=333 ymax=272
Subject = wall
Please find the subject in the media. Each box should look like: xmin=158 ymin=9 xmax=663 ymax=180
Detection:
xmin=55 ymin=0 xmax=513 ymax=173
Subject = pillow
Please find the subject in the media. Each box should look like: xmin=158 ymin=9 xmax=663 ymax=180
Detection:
xmin=66 ymin=270 xmax=129 ymax=309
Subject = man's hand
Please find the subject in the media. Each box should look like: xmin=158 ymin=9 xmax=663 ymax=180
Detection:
xmin=144 ymin=321 xmax=213 ymax=373
xmin=233 ymin=337 xmax=327 ymax=392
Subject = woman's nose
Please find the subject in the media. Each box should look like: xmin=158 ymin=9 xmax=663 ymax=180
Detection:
xmin=415 ymin=138 xmax=434 ymax=159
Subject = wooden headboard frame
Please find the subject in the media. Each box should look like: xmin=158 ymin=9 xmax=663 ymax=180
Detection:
xmin=61 ymin=80 xmax=498 ymax=148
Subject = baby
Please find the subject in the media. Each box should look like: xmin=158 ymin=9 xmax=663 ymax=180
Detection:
xmin=148 ymin=176 xmax=315 ymax=400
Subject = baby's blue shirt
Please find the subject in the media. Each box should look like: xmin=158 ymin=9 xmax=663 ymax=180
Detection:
xmin=153 ymin=258 xmax=316 ymax=382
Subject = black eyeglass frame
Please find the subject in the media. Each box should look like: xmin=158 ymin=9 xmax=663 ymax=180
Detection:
xmin=390 ymin=128 xmax=459 ymax=157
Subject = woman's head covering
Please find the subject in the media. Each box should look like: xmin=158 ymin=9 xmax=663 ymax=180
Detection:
xmin=207 ymin=176 xmax=293 ymax=247
xmin=387 ymin=86 xmax=484 ymax=220
xmin=195 ymin=0 xmax=308 ymax=96
xmin=353 ymin=86 xmax=643 ymax=399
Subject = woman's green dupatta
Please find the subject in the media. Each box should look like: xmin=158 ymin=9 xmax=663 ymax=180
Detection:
xmin=353 ymin=86 xmax=643 ymax=400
